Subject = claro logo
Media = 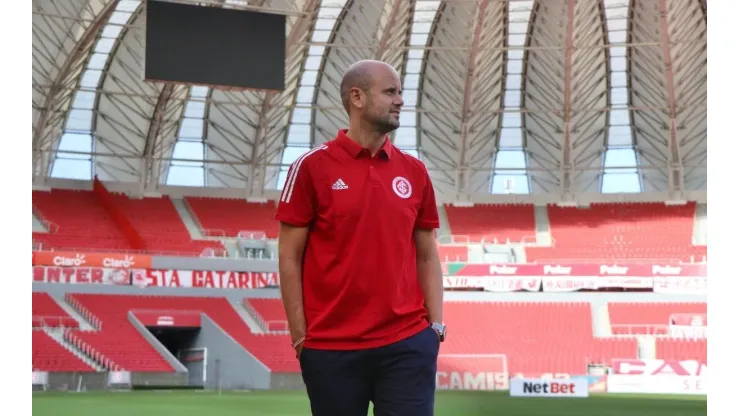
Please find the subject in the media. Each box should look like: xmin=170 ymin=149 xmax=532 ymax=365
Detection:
xmin=523 ymin=381 xmax=576 ymax=394
xmin=103 ymin=256 xmax=135 ymax=268
xmin=52 ymin=254 xmax=85 ymax=267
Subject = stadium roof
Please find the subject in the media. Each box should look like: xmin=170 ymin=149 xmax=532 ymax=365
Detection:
xmin=32 ymin=0 xmax=707 ymax=201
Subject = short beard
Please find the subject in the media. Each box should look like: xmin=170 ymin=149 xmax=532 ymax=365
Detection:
xmin=369 ymin=115 xmax=400 ymax=134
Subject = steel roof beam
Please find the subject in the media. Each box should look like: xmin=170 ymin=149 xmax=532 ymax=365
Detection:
xmin=559 ymin=0 xmax=576 ymax=198
xmin=456 ymin=0 xmax=489 ymax=196
xmin=658 ymin=0 xmax=684 ymax=196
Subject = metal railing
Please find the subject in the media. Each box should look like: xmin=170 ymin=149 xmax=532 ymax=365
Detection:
xmin=611 ymin=324 xmax=670 ymax=336
xmin=32 ymin=245 xmax=230 ymax=258
xmin=32 ymin=315 xmax=79 ymax=329
xmin=202 ymin=228 xmax=227 ymax=238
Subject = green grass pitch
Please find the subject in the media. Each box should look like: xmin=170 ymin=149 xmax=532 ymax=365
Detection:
xmin=32 ymin=390 xmax=706 ymax=416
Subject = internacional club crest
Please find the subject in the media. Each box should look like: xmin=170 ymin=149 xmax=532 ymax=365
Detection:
xmin=392 ymin=176 xmax=412 ymax=199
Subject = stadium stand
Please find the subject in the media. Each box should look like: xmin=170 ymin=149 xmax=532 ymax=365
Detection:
xmin=608 ymin=302 xmax=707 ymax=335
xmin=33 ymin=198 xmax=708 ymax=263
xmin=526 ymin=203 xmax=706 ymax=263
xmin=32 ymin=330 xmax=95 ymax=372
xmin=441 ymin=301 xmax=637 ymax=374
xmin=31 ymin=0 xmax=707 ymax=399
xmin=31 ymin=291 xmax=707 ymax=378
xmin=244 ymin=298 xmax=289 ymax=332
xmin=32 ymin=292 xmax=78 ymax=328
xmin=655 ymin=338 xmax=707 ymax=361
xmin=442 ymin=204 xmax=536 ymax=244
xmin=437 ymin=244 xmax=469 ymax=262
xmin=107 ymin=193 xmax=225 ymax=256
xmin=67 ymin=293 xmax=298 ymax=372
xmin=32 ymin=189 xmax=131 ymax=252
xmin=185 ymin=197 xmax=280 ymax=238
xmin=32 ymin=189 xmax=225 ymax=256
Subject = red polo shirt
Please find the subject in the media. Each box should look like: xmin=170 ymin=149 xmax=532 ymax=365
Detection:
xmin=275 ymin=129 xmax=440 ymax=350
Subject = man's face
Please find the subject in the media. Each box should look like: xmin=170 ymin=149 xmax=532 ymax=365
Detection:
xmin=360 ymin=67 xmax=404 ymax=134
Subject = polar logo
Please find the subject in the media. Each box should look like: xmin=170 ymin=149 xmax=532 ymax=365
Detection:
xmin=543 ymin=265 xmax=572 ymax=275
xmin=103 ymin=256 xmax=135 ymax=268
xmin=489 ymin=265 xmax=518 ymax=275
xmin=652 ymin=265 xmax=682 ymax=275
xmin=600 ymin=265 xmax=628 ymax=275
xmin=391 ymin=176 xmax=412 ymax=199
xmin=53 ymin=254 xmax=85 ymax=267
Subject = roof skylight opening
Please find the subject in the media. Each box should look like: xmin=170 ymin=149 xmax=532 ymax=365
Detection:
xmin=276 ymin=0 xmax=348 ymax=190
xmin=490 ymin=1 xmax=533 ymax=194
xmin=601 ymin=0 xmax=642 ymax=193
xmin=51 ymin=0 xmax=142 ymax=181
xmin=396 ymin=0 xmax=441 ymax=161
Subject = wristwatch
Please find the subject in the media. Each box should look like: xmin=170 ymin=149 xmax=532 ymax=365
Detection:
xmin=430 ymin=322 xmax=447 ymax=342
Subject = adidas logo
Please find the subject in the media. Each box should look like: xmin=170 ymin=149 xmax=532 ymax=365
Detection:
xmin=331 ymin=178 xmax=349 ymax=190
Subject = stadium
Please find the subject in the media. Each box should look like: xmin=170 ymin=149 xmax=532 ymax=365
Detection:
xmin=30 ymin=0 xmax=710 ymax=414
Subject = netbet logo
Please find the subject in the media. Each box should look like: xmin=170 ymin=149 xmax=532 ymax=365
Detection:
xmin=523 ymin=381 xmax=576 ymax=395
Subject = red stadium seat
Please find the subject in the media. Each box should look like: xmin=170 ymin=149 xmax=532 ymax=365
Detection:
xmin=444 ymin=204 xmax=536 ymax=244
xmin=185 ymin=197 xmax=280 ymax=238
xmin=32 ymin=292 xmax=79 ymax=329
xmin=32 ymin=190 xmax=224 ymax=256
xmin=32 ymin=330 xmax=95 ymax=372
xmin=526 ymin=202 xmax=705 ymax=262
xmin=32 ymin=293 xmax=707 ymax=375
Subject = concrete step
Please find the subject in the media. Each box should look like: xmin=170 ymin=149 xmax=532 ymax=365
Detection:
xmin=534 ymin=206 xmax=552 ymax=246
xmin=437 ymin=205 xmax=452 ymax=237
xmin=171 ymin=197 xmax=205 ymax=239
xmin=231 ymin=299 xmax=265 ymax=334
xmin=51 ymin=294 xmax=95 ymax=331
xmin=33 ymin=212 xmax=48 ymax=233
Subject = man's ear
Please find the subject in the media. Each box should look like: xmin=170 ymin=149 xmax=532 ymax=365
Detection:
xmin=350 ymin=87 xmax=365 ymax=110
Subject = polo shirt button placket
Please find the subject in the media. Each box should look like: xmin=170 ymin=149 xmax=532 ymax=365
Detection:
xmin=369 ymin=161 xmax=380 ymax=187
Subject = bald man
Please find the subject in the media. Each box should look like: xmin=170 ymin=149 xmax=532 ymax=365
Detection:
xmin=275 ymin=60 xmax=446 ymax=416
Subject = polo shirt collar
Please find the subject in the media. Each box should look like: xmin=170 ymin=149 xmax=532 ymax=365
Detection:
xmin=336 ymin=129 xmax=393 ymax=160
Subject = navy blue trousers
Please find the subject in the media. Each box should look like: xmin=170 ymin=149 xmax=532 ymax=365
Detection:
xmin=299 ymin=326 xmax=439 ymax=416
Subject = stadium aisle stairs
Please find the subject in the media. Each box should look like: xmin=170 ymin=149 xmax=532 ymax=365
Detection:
xmin=44 ymin=328 xmax=105 ymax=371
xmin=230 ymin=298 xmax=265 ymax=333
xmin=108 ymin=194 xmax=225 ymax=256
xmin=244 ymin=298 xmax=289 ymax=332
xmin=32 ymin=212 xmax=47 ymax=232
xmin=591 ymin=301 xmax=613 ymax=338
xmin=436 ymin=205 xmax=452 ymax=237
xmin=49 ymin=293 xmax=95 ymax=331
xmin=692 ymin=203 xmax=707 ymax=245
xmin=533 ymin=206 xmax=552 ymax=246
xmin=170 ymin=197 xmax=205 ymax=239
